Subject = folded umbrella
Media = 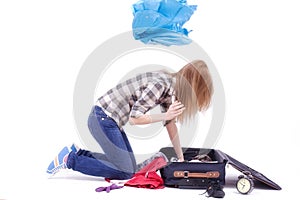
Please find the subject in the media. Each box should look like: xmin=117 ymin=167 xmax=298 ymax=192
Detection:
xmin=95 ymin=183 xmax=124 ymax=193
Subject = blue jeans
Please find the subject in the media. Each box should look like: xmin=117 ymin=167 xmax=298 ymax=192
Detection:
xmin=67 ymin=106 xmax=136 ymax=180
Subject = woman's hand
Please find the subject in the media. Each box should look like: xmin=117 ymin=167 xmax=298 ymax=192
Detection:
xmin=165 ymin=101 xmax=185 ymax=121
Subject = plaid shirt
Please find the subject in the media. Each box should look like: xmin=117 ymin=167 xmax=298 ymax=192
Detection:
xmin=97 ymin=71 xmax=175 ymax=128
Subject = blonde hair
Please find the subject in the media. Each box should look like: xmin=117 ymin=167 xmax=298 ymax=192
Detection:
xmin=173 ymin=60 xmax=213 ymax=123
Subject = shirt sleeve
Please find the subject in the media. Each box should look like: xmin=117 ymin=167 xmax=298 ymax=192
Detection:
xmin=129 ymin=82 xmax=164 ymax=118
xmin=160 ymin=97 xmax=172 ymax=126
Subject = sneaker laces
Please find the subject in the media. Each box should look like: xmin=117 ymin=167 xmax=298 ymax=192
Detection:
xmin=48 ymin=163 xmax=67 ymax=175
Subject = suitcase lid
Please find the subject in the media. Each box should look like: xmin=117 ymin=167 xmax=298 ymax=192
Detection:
xmin=217 ymin=150 xmax=282 ymax=190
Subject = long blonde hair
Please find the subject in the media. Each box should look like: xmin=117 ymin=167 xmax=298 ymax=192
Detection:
xmin=173 ymin=60 xmax=213 ymax=123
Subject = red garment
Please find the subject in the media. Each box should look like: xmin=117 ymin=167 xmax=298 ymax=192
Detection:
xmin=124 ymin=171 xmax=164 ymax=189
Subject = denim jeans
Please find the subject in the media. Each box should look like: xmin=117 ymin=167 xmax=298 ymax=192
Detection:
xmin=67 ymin=106 xmax=136 ymax=180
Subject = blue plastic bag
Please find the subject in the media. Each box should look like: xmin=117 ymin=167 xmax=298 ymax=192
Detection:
xmin=132 ymin=0 xmax=197 ymax=46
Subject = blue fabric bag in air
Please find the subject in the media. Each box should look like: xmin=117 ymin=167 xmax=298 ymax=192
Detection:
xmin=132 ymin=0 xmax=197 ymax=46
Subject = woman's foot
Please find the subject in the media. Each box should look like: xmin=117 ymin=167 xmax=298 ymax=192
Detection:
xmin=70 ymin=143 xmax=80 ymax=152
xmin=46 ymin=143 xmax=79 ymax=175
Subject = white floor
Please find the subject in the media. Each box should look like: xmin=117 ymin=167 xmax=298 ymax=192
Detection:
xmin=0 ymin=152 xmax=296 ymax=200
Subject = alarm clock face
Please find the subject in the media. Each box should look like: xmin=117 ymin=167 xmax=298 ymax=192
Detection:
xmin=236 ymin=177 xmax=252 ymax=194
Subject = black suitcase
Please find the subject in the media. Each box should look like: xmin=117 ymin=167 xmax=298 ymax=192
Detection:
xmin=160 ymin=147 xmax=226 ymax=189
xmin=159 ymin=147 xmax=281 ymax=190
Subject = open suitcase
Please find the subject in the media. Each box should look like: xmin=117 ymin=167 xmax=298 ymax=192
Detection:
xmin=159 ymin=147 xmax=281 ymax=190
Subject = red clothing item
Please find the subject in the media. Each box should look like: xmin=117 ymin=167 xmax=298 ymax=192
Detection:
xmin=124 ymin=171 xmax=164 ymax=189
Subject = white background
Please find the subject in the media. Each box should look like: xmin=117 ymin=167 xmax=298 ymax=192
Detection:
xmin=0 ymin=0 xmax=299 ymax=199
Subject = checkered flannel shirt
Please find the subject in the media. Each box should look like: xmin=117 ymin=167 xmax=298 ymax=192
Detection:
xmin=97 ymin=71 xmax=175 ymax=128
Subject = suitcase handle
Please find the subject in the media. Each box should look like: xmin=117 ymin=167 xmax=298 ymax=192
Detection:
xmin=173 ymin=171 xmax=220 ymax=178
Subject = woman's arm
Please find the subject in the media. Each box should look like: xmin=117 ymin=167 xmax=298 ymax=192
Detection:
xmin=166 ymin=121 xmax=184 ymax=162
xmin=129 ymin=113 xmax=165 ymax=125
xmin=129 ymin=101 xmax=185 ymax=161
xmin=129 ymin=101 xmax=185 ymax=125
xmin=129 ymin=113 xmax=184 ymax=162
